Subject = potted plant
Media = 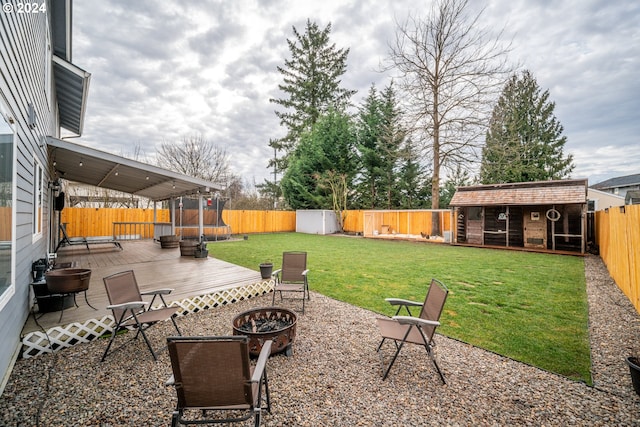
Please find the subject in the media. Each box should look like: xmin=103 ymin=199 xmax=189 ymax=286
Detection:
xmin=626 ymin=357 xmax=640 ymax=396
xmin=259 ymin=261 xmax=273 ymax=279
xmin=194 ymin=235 xmax=208 ymax=258
xmin=194 ymin=241 xmax=208 ymax=258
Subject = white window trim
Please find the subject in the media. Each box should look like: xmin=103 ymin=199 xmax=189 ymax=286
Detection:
xmin=32 ymin=155 xmax=44 ymax=242
xmin=0 ymin=109 xmax=16 ymax=311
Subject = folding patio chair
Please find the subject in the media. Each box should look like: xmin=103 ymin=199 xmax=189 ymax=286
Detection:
xmin=271 ymin=251 xmax=310 ymax=313
xmin=166 ymin=336 xmax=272 ymax=427
xmin=101 ymin=270 xmax=181 ymax=362
xmin=375 ymin=278 xmax=449 ymax=383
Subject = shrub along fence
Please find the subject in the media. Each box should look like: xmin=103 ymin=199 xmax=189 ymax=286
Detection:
xmin=595 ymin=204 xmax=640 ymax=313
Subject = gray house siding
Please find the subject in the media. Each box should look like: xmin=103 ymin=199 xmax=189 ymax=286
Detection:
xmin=0 ymin=4 xmax=57 ymax=393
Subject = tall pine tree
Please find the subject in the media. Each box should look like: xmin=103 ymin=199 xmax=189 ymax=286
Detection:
xmin=280 ymin=109 xmax=357 ymax=210
xmin=378 ymin=83 xmax=406 ymax=208
xmin=354 ymin=86 xmax=384 ymax=208
xmin=397 ymin=138 xmax=430 ymax=209
xmin=269 ymin=20 xmax=356 ymax=174
xmin=481 ymin=70 xmax=574 ymax=183
xmin=354 ymin=83 xmax=405 ymax=209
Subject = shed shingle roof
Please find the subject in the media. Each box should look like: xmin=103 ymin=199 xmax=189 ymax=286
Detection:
xmin=450 ymin=179 xmax=587 ymax=207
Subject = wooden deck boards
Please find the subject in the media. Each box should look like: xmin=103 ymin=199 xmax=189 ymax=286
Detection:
xmin=22 ymin=240 xmax=262 ymax=334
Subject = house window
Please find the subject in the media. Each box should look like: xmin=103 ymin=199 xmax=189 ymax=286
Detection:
xmin=33 ymin=159 xmax=44 ymax=237
xmin=0 ymin=111 xmax=15 ymax=309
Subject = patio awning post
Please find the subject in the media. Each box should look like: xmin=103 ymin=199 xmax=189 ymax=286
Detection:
xmin=170 ymin=197 xmax=176 ymax=236
xmin=198 ymin=194 xmax=204 ymax=240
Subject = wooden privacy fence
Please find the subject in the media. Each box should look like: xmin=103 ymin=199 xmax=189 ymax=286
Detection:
xmin=342 ymin=210 xmax=364 ymax=233
xmin=60 ymin=208 xmax=297 ymax=237
xmin=359 ymin=209 xmax=452 ymax=237
xmin=61 ymin=208 xmax=170 ymax=239
xmin=61 ymin=208 xmax=452 ymax=238
xmin=595 ymin=204 xmax=640 ymax=313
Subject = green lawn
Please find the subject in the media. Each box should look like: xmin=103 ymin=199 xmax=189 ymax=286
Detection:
xmin=206 ymin=232 xmax=591 ymax=384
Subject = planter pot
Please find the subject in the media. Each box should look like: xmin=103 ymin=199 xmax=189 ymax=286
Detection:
xmin=194 ymin=249 xmax=208 ymax=259
xmin=179 ymin=240 xmax=198 ymax=257
xmin=160 ymin=235 xmax=179 ymax=249
xmin=626 ymin=357 xmax=640 ymax=396
xmin=259 ymin=263 xmax=273 ymax=279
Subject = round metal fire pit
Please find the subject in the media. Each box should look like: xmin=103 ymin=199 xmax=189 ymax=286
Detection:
xmin=232 ymin=306 xmax=297 ymax=357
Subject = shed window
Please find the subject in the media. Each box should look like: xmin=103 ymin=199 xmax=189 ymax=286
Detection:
xmin=468 ymin=207 xmax=482 ymax=221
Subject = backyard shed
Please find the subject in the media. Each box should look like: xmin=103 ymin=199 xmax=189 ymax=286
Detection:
xmin=449 ymin=179 xmax=588 ymax=253
xmin=296 ymin=210 xmax=340 ymax=235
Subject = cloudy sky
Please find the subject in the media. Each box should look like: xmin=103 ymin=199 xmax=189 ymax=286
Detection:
xmin=69 ymin=0 xmax=639 ymax=187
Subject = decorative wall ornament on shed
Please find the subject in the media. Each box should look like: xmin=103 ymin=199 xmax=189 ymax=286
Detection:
xmin=546 ymin=208 xmax=561 ymax=221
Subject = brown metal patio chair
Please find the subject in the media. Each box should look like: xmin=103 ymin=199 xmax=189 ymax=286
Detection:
xmin=166 ymin=336 xmax=272 ymax=427
xmin=101 ymin=270 xmax=181 ymax=362
xmin=375 ymin=278 xmax=449 ymax=383
xmin=271 ymin=251 xmax=310 ymax=313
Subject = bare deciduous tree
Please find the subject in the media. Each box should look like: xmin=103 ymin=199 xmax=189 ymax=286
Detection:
xmin=156 ymin=134 xmax=231 ymax=183
xmin=387 ymin=0 xmax=512 ymax=233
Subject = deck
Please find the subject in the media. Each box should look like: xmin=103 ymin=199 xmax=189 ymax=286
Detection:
xmin=22 ymin=240 xmax=263 ymax=335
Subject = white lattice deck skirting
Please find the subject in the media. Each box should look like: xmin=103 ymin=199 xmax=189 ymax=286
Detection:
xmin=22 ymin=279 xmax=275 ymax=358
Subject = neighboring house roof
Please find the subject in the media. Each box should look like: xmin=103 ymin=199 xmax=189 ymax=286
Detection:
xmin=591 ymin=173 xmax=640 ymax=191
xmin=449 ymin=179 xmax=588 ymax=207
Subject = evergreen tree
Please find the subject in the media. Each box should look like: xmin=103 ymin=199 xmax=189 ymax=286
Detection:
xmin=481 ymin=70 xmax=575 ymax=183
xmin=378 ymin=83 xmax=406 ymax=208
xmin=354 ymin=85 xmax=384 ymax=208
xmin=397 ymin=138 xmax=430 ymax=209
xmin=354 ymin=83 xmax=406 ymax=209
xmin=440 ymin=165 xmax=474 ymax=208
xmin=269 ymin=20 xmax=356 ymax=174
xmin=280 ymin=109 xmax=357 ymax=210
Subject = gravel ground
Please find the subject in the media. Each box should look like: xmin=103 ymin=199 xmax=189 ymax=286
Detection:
xmin=1 ymin=254 xmax=639 ymax=426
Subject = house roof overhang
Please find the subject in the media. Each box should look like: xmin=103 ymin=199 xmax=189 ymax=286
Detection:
xmin=449 ymin=179 xmax=588 ymax=207
xmin=47 ymin=137 xmax=223 ymax=202
xmin=52 ymin=55 xmax=91 ymax=135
